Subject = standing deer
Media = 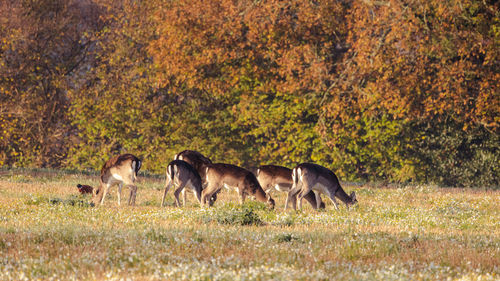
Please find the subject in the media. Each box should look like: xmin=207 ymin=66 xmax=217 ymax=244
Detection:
xmin=162 ymin=160 xmax=203 ymax=207
xmin=174 ymin=150 xmax=216 ymax=204
xmin=256 ymin=165 xmax=325 ymax=210
xmin=91 ymin=153 xmax=141 ymax=206
xmin=286 ymin=163 xmax=357 ymax=210
xmin=202 ymin=163 xmax=275 ymax=209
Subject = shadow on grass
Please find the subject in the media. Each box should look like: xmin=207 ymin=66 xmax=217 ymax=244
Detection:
xmin=24 ymin=194 xmax=92 ymax=208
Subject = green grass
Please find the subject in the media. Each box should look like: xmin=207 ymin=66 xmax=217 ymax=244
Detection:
xmin=0 ymin=169 xmax=498 ymax=280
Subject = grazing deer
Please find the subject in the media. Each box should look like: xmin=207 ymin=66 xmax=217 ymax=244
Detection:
xmin=174 ymin=150 xmax=216 ymax=204
xmin=286 ymin=163 xmax=357 ymax=210
xmin=162 ymin=160 xmax=203 ymax=207
xmin=202 ymin=163 xmax=275 ymax=209
xmin=256 ymin=165 xmax=325 ymax=210
xmin=91 ymin=153 xmax=142 ymax=206
xmin=76 ymin=184 xmax=93 ymax=195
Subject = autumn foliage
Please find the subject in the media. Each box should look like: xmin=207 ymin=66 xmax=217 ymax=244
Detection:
xmin=1 ymin=0 xmax=498 ymax=187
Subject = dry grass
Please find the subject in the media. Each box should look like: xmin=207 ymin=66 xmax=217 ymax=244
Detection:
xmin=0 ymin=169 xmax=498 ymax=280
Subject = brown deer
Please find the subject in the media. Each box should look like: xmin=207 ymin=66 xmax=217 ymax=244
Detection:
xmin=174 ymin=150 xmax=216 ymax=204
xmin=286 ymin=163 xmax=357 ymax=210
xmin=162 ymin=160 xmax=203 ymax=207
xmin=202 ymin=163 xmax=275 ymax=209
xmin=256 ymin=165 xmax=325 ymax=210
xmin=91 ymin=153 xmax=141 ymax=206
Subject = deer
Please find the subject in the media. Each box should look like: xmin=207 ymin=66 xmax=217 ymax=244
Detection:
xmin=76 ymin=184 xmax=93 ymax=195
xmin=202 ymin=163 xmax=275 ymax=209
xmin=174 ymin=150 xmax=212 ymax=180
xmin=161 ymin=160 xmax=203 ymax=207
xmin=173 ymin=150 xmax=216 ymax=204
xmin=286 ymin=163 xmax=357 ymax=210
xmin=256 ymin=165 xmax=325 ymax=210
xmin=91 ymin=153 xmax=142 ymax=206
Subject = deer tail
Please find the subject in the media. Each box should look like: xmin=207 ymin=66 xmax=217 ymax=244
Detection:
xmin=292 ymin=167 xmax=299 ymax=186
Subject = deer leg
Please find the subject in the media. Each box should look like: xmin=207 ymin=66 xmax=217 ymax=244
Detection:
xmin=284 ymin=193 xmax=291 ymax=210
xmin=162 ymin=181 xmax=172 ymax=207
xmin=208 ymin=190 xmax=218 ymax=207
xmin=297 ymin=186 xmax=312 ymax=210
xmin=285 ymin=186 xmax=300 ymax=211
xmin=181 ymin=188 xmax=187 ymax=206
xmin=201 ymin=189 xmax=209 ymax=206
xmin=194 ymin=189 xmax=203 ymax=207
xmin=297 ymin=191 xmax=304 ymax=210
xmin=327 ymin=194 xmax=340 ymax=210
xmin=237 ymin=188 xmax=247 ymax=204
xmin=302 ymin=190 xmax=318 ymax=209
xmin=100 ymin=184 xmax=111 ymax=205
xmin=128 ymin=184 xmax=137 ymax=206
xmin=173 ymin=182 xmax=185 ymax=207
xmin=315 ymin=191 xmax=323 ymax=209
xmin=202 ymin=185 xmax=218 ymax=207
xmin=189 ymin=181 xmax=203 ymax=206
xmin=117 ymin=183 xmax=123 ymax=206
xmin=286 ymin=176 xmax=304 ymax=210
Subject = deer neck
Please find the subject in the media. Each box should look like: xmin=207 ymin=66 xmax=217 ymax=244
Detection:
xmin=334 ymin=186 xmax=352 ymax=204
xmin=252 ymin=185 xmax=268 ymax=202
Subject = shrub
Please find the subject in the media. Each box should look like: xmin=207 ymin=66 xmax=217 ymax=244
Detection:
xmin=274 ymin=233 xmax=300 ymax=243
xmin=206 ymin=203 xmax=264 ymax=226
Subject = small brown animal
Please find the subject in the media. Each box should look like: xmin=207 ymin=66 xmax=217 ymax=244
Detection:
xmin=91 ymin=153 xmax=142 ymax=206
xmin=256 ymin=165 xmax=325 ymax=210
xmin=76 ymin=184 xmax=93 ymax=195
xmin=202 ymin=163 xmax=275 ymax=209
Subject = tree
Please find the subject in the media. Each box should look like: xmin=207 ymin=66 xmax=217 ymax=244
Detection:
xmin=319 ymin=0 xmax=499 ymax=184
xmin=149 ymin=0 xmax=348 ymax=167
xmin=0 ymin=0 xmax=102 ymax=166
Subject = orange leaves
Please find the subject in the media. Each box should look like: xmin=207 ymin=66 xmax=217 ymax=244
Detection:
xmin=327 ymin=0 xmax=499 ymax=130
xmin=149 ymin=0 xmax=347 ymax=97
xmin=150 ymin=0 xmax=243 ymax=92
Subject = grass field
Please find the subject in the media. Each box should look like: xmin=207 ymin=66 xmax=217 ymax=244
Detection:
xmin=0 ymin=169 xmax=498 ymax=280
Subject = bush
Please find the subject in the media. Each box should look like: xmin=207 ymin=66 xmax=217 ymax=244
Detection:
xmin=274 ymin=233 xmax=300 ymax=243
xmin=207 ymin=203 xmax=264 ymax=226
xmin=406 ymin=120 xmax=499 ymax=188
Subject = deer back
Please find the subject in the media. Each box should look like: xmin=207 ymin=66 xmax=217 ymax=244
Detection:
xmin=100 ymin=153 xmax=141 ymax=184
xmin=256 ymin=165 xmax=293 ymax=191
xmin=205 ymin=163 xmax=250 ymax=187
xmin=296 ymin=163 xmax=355 ymax=205
xmin=174 ymin=150 xmax=212 ymax=179
xmin=167 ymin=160 xmax=203 ymax=188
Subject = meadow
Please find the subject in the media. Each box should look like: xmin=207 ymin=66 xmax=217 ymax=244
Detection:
xmin=0 ymin=169 xmax=498 ymax=280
